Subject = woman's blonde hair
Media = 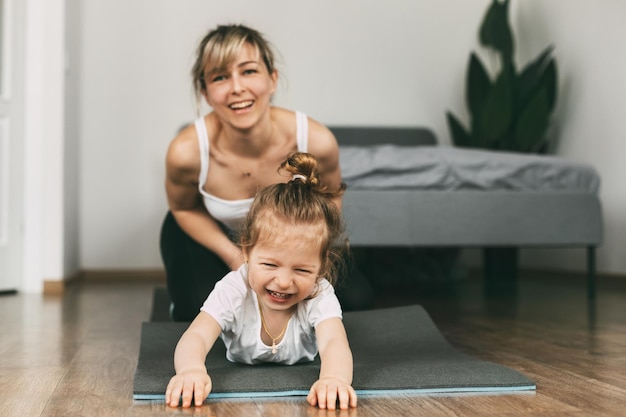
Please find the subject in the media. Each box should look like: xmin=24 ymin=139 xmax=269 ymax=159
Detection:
xmin=240 ymin=153 xmax=347 ymax=286
xmin=191 ymin=24 xmax=276 ymax=107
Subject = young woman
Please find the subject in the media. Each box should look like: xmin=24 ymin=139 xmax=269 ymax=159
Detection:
xmin=161 ymin=24 xmax=374 ymax=321
xmin=165 ymin=153 xmax=357 ymax=410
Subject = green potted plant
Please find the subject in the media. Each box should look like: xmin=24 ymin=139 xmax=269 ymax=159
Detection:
xmin=446 ymin=0 xmax=558 ymax=154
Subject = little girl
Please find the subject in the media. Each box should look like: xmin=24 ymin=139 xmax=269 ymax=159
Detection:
xmin=165 ymin=152 xmax=357 ymax=410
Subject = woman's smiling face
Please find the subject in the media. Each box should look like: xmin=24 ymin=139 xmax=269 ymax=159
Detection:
xmin=245 ymin=220 xmax=324 ymax=313
xmin=202 ymin=42 xmax=277 ymax=129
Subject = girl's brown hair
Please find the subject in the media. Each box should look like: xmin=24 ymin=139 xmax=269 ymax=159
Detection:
xmin=240 ymin=152 xmax=347 ymax=286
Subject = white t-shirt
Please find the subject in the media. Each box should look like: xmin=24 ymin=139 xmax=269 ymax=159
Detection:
xmin=200 ymin=263 xmax=342 ymax=365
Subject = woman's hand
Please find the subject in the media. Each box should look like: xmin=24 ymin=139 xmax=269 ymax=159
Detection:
xmin=307 ymin=376 xmax=357 ymax=410
xmin=165 ymin=368 xmax=212 ymax=408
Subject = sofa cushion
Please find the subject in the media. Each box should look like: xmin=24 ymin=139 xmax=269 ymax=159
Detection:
xmin=340 ymin=145 xmax=600 ymax=193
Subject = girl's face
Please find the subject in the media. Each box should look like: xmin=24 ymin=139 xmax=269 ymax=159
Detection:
xmin=203 ymin=42 xmax=277 ymax=130
xmin=246 ymin=222 xmax=324 ymax=313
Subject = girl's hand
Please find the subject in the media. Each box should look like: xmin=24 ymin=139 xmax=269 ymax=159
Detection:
xmin=165 ymin=368 xmax=212 ymax=408
xmin=307 ymin=377 xmax=357 ymax=410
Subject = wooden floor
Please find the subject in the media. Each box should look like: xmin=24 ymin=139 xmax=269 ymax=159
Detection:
xmin=1 ymin=270 xmax=625 ymax=417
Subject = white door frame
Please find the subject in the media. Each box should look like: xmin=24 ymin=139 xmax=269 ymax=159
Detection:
xmin=21 ymin=0 xmax=42 ymax=292
xmin=0 ymin=0 xmax=78 ymax=293
xmin=21 ymin=0 xmax=63 ymax=293
xmin=0 ymin=0 xmax=25 ymax=292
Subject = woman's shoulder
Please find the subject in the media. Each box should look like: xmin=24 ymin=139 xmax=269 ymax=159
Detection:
xmin=271 ymin=107 xmax=338 ymax=153
xmin=270 ymin=107 xmax=297 ymax=130
xmin=270 ymin=106 xmax=296 ymax=118
xmin=271 ymin=107 xmax=331 ymax=131
xmin=308 ymin=118 xmax=337 ymax=152
xmin=166 ymin=122 xmax=201 ymax=168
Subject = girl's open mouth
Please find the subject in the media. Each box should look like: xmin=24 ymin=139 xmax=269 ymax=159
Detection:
xmin=267 ymin=289 xmax=292 ymax=301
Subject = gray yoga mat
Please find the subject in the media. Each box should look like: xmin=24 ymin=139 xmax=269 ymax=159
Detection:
xmin=133 ymin=304 xmax=535 ymax=399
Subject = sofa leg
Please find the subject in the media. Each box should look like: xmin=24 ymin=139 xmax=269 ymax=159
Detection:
xmin=587 ymin=246 xmax=596 ymax=301
xmin=483 ymin=247 xmax=518 ymax=295
xmin=586 ymin=246 xmax=598 ymax=326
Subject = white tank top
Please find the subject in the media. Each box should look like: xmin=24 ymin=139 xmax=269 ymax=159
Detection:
xmin=195 ymin=111 xmax=309 ymax=232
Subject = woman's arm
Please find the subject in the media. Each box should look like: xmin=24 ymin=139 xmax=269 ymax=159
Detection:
xmin=307 ymin=317 xmax=357 ymax=410
xmin=165 ymin=312 xmax=223 ymax=407
xmin=165 ymin=128 xmax=243 ymax=270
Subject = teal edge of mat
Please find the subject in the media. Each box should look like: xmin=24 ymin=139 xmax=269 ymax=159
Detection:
xmin=133 ymin=384 xmax=536 ymax=401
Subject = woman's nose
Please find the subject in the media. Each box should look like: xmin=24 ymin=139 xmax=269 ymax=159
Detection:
xmin=230 ymin=74 xmax=244 ymax=93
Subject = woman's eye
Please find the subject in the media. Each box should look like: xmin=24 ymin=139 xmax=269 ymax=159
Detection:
xmin=211 ymin=74 xmax=226 ymax=82
xmin=243 ymin=68 xmax=257 ymax=75
xmin=296 ymin=269 xmax=312 ymax=274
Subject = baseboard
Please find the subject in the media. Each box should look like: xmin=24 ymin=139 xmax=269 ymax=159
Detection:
xmin=43 ymin=269 xmax=165 ymax=295
xmin=43 ymin=280 xmax=65 ymax=296
xmin=43 ymin=272 xmax=80 ymax=296
xmin=79 ymin=269 xmax=166 ymax=282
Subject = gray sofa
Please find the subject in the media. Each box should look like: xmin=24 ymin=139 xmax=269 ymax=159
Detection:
xmin=330 ymin=127 xmax=603 ymax=299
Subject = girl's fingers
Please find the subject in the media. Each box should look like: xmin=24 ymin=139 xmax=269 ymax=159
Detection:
xmin=181 ymin=382 xmax=194 ymax=408
xmin=194 ymin=383 xmax=206 ymax=406
xmin=307 ymin=388 xmax=318 ymax=406
xmin=308 ymin=380 xmax=357 ymax=410
xmin=337 ymin=387 xmax=350 ymax=410
xmin=349 ymin=386 xmax=358 ymax=408
xmin=325 ymin=387 xmax=338 ymax=410
xmin=165 ymin=378 xmax=182 ymax=407
xmin=316 ymin=383 xmax=328 ymax=409
xmin=341 ymin=386 xmax=357 ymax=409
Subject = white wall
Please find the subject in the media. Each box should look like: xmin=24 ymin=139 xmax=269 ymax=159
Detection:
xmin=76 ymin=0 xmax=626 ymax=276
xmin=512 ymin=1 xmax=626 ymax=273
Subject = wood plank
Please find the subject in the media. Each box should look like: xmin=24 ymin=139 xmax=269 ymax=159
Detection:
xmin=0 ymin=368 xmax=65 ymax=417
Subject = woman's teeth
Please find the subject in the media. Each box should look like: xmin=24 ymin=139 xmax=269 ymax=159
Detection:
xmin=230 ymin=100 xmax=253 ymax=109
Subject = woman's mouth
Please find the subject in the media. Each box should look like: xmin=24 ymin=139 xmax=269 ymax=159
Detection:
xmin=229 ymin=100 xmax=254 ymax=110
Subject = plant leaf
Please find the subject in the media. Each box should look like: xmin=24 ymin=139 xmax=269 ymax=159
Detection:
xmin=540 ymin=59 xmax=558 ymax=112
xmin=516 ymin=45 xmax=555 ymax=112
xmin=477 ymin=67 xmax=513 ymax=148
xmin=513 ymin=88 xmax=550 ymax=152
xmin=479 ymin=0 xmax=514 ymax=64
xmin=446 ymin=112 xmax=473 ymax=148
xmin=467 ymin=53 xmax=492 ymax=118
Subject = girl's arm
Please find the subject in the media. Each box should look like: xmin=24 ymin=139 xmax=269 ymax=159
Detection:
xmin=165 ymin=129 xmax=243 ymax=270
xmin=307 ymin=317 xmax=357 ymax=410
xmin=165 ymin=312 xmax=223 ymax=407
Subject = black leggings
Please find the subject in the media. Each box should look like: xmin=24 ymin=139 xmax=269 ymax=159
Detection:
xmin=160 ymin=212 xmax=375 ymax=321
